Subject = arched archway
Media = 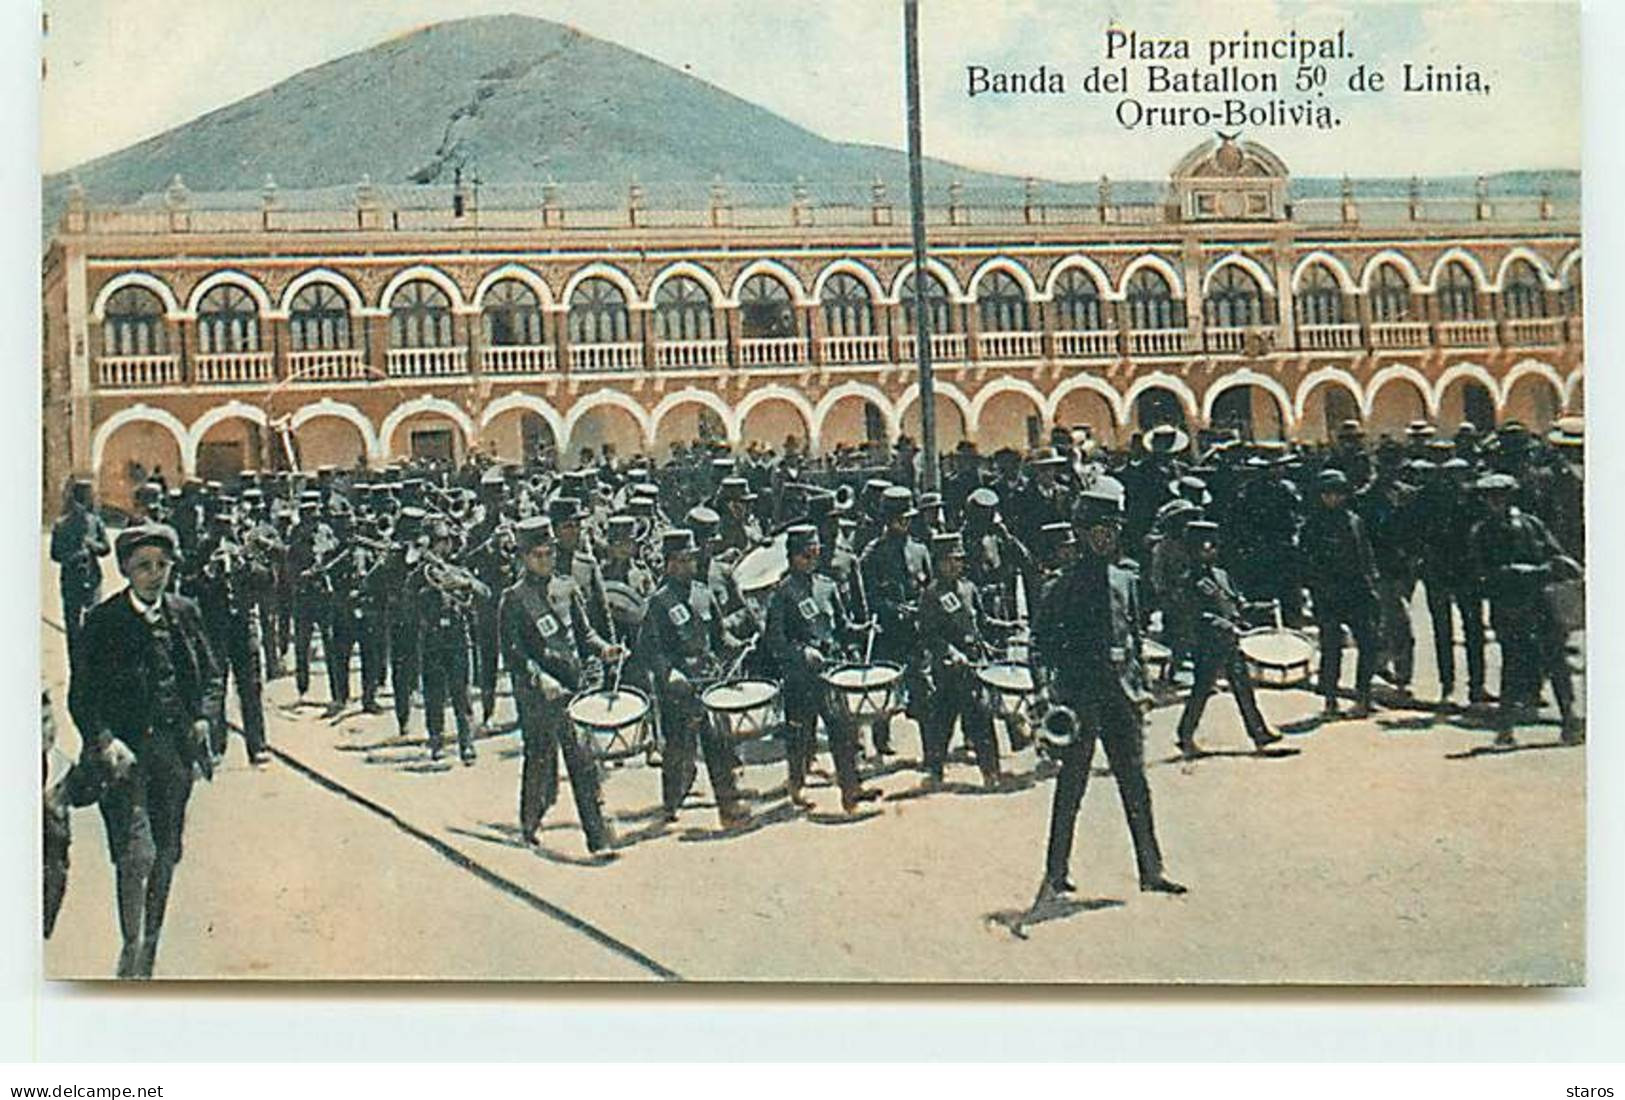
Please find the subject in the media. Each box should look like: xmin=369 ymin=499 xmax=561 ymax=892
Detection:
xmin=191 ymin=406 xmax=269 ymax=481
xmin=1367 ymin=370 xmax=1431 ymax=438
xmin=651 ymin=394 xmax=733 ymax=458
xmin=737 ymin=390 xmax=813 ymax=455
xmin=1050 ymin=385 xmax=1119 ymax=448
xmin=386 ymin=410 xmax=469 ymax=463
xmin=481 ymin=406 xmax=557 ymax=464
xmin=817 ymin=390 xmax=891 ymax=453
xmin=95 ymin=415 xmax=186 ymax=511
xmin=974 ymin=381 xmax=1048 ymax=453
xmin=566 ymin=402 xmax=647 ymax=467
xmin=1502 ymin=369 xmax=1563 ymax=433
xmin=1295 ymin=369 xmax=1364 ymax=443
xmin=1434 ymin=368 xmax=1497 ymax=436
xmin=290 ymin=414 xmax=370 ymax=470
xmin=898 ymin=392 xmax=969 ymax=454
xmin=1207 ymin=383 xmax=1287 ymax=441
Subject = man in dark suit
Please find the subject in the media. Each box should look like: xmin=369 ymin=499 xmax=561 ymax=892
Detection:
xmin=68 ymin=523 xmax=221 ymax=979
xmin=50 ymin=478 xmax=109 ymax=659
xmin=1032 ymin=479 xmax=1185 ymax=906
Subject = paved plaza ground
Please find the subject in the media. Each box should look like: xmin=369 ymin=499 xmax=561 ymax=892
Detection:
xmin=41 ymin=557 xmax=1585 ymax=985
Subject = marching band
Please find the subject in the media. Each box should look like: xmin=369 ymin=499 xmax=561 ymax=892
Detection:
xmin=54 ymin=416 xmax=1586 ymax=907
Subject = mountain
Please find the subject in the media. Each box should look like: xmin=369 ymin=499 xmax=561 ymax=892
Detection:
xmin=41 ymin=14 xmax=1031 ymax=235
xmin=41 ymin=13 xmax=1579 ymax=238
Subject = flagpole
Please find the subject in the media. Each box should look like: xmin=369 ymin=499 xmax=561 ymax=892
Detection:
xmin=903 ymin=0 xmax=939 ymax=493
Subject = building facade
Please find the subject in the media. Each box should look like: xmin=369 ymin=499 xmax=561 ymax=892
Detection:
xmin=42 ymin=137 xmax=1582 ymax=510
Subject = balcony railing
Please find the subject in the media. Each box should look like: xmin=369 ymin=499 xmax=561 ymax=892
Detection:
xmin=1054 ymin=329 xmax=1119 ymax=358
xmin=98 ymin=354 xmax=180 ymax=388
xmin=287 ymin=348 xmax=369 ymax=382
xmin=977 ymin=330 xmax=1043 ymax=360
xmin=192 ymin=351 xmax=274 ymax=385
xmin=1369 ymin=321 xmax=1431 ymax=349
xmin=1437 ymin=319 xmax=1497 ymax=347
xmin=481 ymin=344 xmax=556 ymax=374
xmin=1128 ymin=329 xmax=1190 ymax=356
xmin=738 ymin=337 xmax=806 ymax=367
xmin=387 ymin=346 xmax=468 ymax=377
xmin=897 ymin=333 xmax=968 ymax=362
xmin=570 ymin=342 xmax=643 ymax=372
xmin=1296 ymin=323 xmax=1362 ymax=351
xmin=1203 ymin=327 xmax=1248 ymax=354
xmin=655 ymin=339 xmax=728 ymax=369
xmin=819 ymin=335 xmax=887 ymax=365
xmin=1504 ymin=318 xmax=1566 ymax=346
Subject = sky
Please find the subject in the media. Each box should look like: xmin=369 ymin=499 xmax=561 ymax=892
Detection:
xmin=41 ymin=0 xmax=1580 ymax=181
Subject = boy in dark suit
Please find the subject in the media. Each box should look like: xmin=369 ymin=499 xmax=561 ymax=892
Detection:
xmin=68 ymin=523 xmax=221 ymax=979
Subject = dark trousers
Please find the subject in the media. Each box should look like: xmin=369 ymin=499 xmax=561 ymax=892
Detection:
xmin=783 ymin=676 xmax=861 ymax=798
xmin=325 ymin=608 xmax=360 ymax=705
xmin=1422 ymin=577 xmax=1486 ymax=696
xmin=215 ymin=621 xmax=267 ymax=758
xmin=1313 ymin=590 xmax=1378 ymax=706
xmin=61 ymin=587 xmax=96 ymax=664
xmin=292 ymin=593 xmax=327 ymax=697
xmin=1376 ymin=572 xmax=1416 ymax=688
xmin=658 ymin=688 xmax=742 ymax=817
xmin=1044 ymin=688 xmax=1164 ymax=888
xmin=517 ymin=690 xmax=608 ymax=847
xmin=358 ymin=611 xmax=388 ymax=708
xmin=389 ymin=619 xmax=420 ymax=733
xmin=474 ymin=600 xmax=502 ymax=721
xmin=1176 ymin=644 xmax=1270 ymax=747
xmin=1491 ymin=596 xmax=1576 ymax=723
xmin=921 ymin=664 xmax=998 ymax=778
xmin=421 ymin=636 xmax=473 ymax=752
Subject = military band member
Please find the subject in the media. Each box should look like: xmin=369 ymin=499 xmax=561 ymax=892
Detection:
xmin=916 ymin=532 xmax=1005 ymax=790
xmin=858 ymin=486 xmax=932 ymax=757
xmin=500 ymin=517 xmax=625 ymax=852
xmin=1172 ymin=521 xmax=1282 ymax=757
xmin=1302 ymin=468 xmax=1380 ymax=719
xmin=1469 ymin=474 xmax=1583 ymax=745
xmin=288 ymin=493 xmax=334 ymax=706
xmin=51 ymin=478 xmax=109 ymax=658
xmin=416 ymin=521 xmax=487 ymax=764
xmin=764 ymin=524 xmax=880 ymax=814
xmin=1033 ymin=480 xmax=1184 ymax=904
xmin=68 ymin=523 xmax=222 ymax=978
xmin=637 ymin=529 xmax=751 ymax=828
xmin=194 ymin=512 xmax=271 ymax=765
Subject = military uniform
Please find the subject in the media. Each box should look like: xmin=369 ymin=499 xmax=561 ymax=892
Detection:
xmin=916 ymin=536 xmax=1002 ymax=784
xmin=1302 ymin=470 xmax=1380 ymax=714
xmin=636 ymin=532 xmax=749 ymax=826
xmin=50 ymin=488 xmax=109 ymax=657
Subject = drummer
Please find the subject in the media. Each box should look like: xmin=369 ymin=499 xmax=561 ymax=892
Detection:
xmin=1172 ymin=521 xmax=1283 ymax=758
xmin=764 ymin=524 xmax=880 ymax=814
xmin=858 ymin=486 xmax=932 ymax=758
xmin=498 ymin=516 xmax=625 ymax=854
xmin=916 ymin=532 xmax=1006 ymax=791
xmin=636 ymin=530 xmax=751 ymax=829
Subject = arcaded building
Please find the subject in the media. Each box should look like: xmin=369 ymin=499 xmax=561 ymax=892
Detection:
xmin=41 ymin=136 xmax=1582 ymax=509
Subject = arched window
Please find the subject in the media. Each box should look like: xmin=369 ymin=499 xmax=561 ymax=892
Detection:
xmin=1052 ymin=268 xmax=1105 ymax=330
xmin=1502 ymin=260 xmax=1548 ymax=320
xmin=1561 ymin=263 xmax=1583 ymax=316
xmin=821 ymin=273 xmax=874 ymax=337
xmin=653 ymin=276 xmax=717 ymax=341
xmin=102 ymin=286 xmax=167 ymax=356
xmin=1295 ymin=264 xmax=1344 ymax=326
xmin=1437 ymin=261 xmax=1480 ymax=320
xmin=900 ymin=272 xmax=954 ymax=334
xmin=1370 ymin=264 xmax=1414 ymax=323
xmin=738 ymin=274 xmax=797 ymax=338
xmin=1125 ymin=268 xmax=1183 ymax=330
xmin=977 ymin=270 xmax=1031 ymax=333
xmin=289 ymin=283 xmax=353 ymax=351
xmin=482 ymin=279 xmax=544 ymax=346
xmin=196 ymin=284 xmax=260 ymax=354
xmin=1204 ymin=265 xmax=1269 ymax=328
xmin=389 ymin=280 xmax=455 ymax=349
xmin=568 ymin=278 xmax=631 ymax=344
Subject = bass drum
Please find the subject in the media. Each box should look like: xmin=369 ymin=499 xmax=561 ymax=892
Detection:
xmin=733 ymin=534 xmax=789 ymax=596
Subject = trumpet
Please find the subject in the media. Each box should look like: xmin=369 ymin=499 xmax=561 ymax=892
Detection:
xmin=421 ymin=552 xmax=490 ymax=607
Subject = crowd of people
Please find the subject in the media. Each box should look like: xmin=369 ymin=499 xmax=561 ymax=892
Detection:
xmin=46 ymin=413 xmax=1586 ymax=975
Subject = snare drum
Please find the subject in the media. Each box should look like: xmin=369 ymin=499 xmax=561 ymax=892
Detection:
xmin=1238 ymin=628 xmax=1315 ymax=688
xmin=822 ymin=663 xmax=904 ymax=725
xmin=700 ymin=679 xmax=783 ymax=743
xmin=567 ymin=687 xmax=653 ymax=759
xmin=1141 ymin=638 xmax=1173 ymax=682
xmin=976 ymin=662 xmax=1036 ymax=720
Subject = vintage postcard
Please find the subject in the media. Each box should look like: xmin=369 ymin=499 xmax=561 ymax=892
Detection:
xmin=39 ymin=0 xmax=1583 ymax=983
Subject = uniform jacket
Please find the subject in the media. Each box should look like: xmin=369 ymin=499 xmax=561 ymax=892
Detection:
xmin=1034 ymin=554 xmax=1148 ymax=706
xmin=498 ymin=570 xmax=610 ymax=696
